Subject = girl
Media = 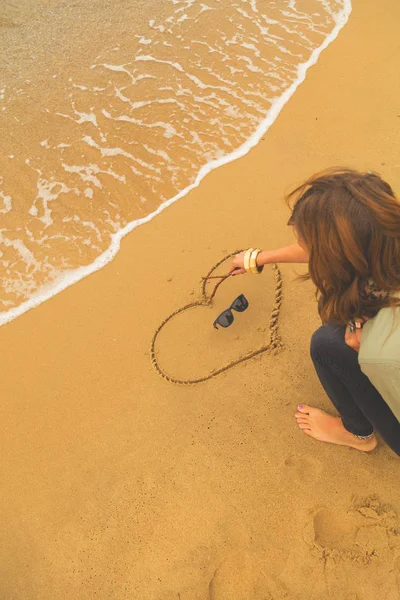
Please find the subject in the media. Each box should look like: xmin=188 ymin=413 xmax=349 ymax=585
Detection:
xmin=230 ymin=168 xmax=400 ymax=456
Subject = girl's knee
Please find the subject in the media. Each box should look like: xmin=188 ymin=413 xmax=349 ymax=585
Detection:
xmin=310 ymin=324 xmax=346 ymax=360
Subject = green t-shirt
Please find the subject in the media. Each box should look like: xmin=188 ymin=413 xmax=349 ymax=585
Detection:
xmin=359 ymin=299 xmax=400 ymax=423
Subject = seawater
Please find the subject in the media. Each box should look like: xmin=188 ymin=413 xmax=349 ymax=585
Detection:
xmin=0 ymin=0 xmax=351 ymax=325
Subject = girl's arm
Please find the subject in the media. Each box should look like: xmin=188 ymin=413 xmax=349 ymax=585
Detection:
xmin=230 ymin=243 xmax=309 ymax=275
xmin=257 ymin=244 xmax=309 ymax=266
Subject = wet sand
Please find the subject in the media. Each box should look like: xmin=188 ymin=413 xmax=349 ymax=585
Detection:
xmin=0 ymin=0 xmax=344 ymax=314
xmin=1 ymin=0 xmax=400 ymax=598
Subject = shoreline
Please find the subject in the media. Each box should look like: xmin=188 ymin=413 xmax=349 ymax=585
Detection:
xmin=0 ymin=2 xmax=352 ymax=327
xmin=1 ymin=0 xmax=400 ymax=598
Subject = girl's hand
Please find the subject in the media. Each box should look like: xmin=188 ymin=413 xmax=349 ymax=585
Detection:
xmin=229 ymin=251 xmax=247 ymax=276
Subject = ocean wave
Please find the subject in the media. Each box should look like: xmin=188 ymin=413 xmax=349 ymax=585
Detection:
xmin=0 ymin=0 xmax=351 ymax=325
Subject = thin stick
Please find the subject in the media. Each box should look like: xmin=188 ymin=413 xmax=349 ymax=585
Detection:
xmin=209 ymin=273 xmax=232 ymax=302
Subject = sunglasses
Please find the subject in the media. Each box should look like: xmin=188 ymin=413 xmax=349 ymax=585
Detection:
xmin=213 ymin=294 xmax=249 ymax=329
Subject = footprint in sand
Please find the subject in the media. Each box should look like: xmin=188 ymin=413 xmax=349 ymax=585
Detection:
xmin=0 ymin=17 xmax=19 ymax=28
xmin=208 ymin=551 xmax=288 ymax=600
xmin=0 ymin=2 xmax=21 ymax=28
xmin=284 ymin=454 xmax=323 ymax=481
xmin=303 ymin=496 xmax=400 ymax=600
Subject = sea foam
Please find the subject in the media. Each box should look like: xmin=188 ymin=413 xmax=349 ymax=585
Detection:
xmin=0 ymin=0 xmax=352 ymax=326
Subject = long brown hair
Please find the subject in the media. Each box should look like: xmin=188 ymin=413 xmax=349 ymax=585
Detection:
xmin=287 ymin=167 xmax=400 ymax=324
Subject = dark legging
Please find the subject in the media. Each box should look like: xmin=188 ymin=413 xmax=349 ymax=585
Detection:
xmin=311 ymin=324 xmax=400 ymax=456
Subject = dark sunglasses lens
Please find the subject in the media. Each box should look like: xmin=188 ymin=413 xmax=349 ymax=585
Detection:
xmin=231 ymin=294 xmax=248 ymax=312
xmin=214 ymin=310 xmax=234 ymax=328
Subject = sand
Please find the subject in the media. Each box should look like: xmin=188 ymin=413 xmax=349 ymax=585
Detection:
xmin=1 ymin=0 xmax=400 ymax=598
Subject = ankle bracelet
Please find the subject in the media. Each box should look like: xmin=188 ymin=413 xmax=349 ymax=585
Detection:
xmin=353 ymin=431 xmax=375 ymax=441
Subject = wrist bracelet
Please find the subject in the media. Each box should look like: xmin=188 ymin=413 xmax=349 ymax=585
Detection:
xmin=250 ymin=249 xmax=262 ymax=274
xmin=349 ymin=319 xmax=364 ymax=333
xmin=243 ymin=248 xmax=254 ymax=273
xmin=243 ymin=248 xmax=264 ymax=274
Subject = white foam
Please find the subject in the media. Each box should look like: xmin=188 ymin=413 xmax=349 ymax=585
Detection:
xmin=101 ymin=109 xmax=181 ymax=139
xmin=75 ymin=110 xmax=98 ymax=126
xmin=0 ymin=233 xmax=39 ymax=267
xmin=31 ymin=179 xmax=73 ymax=227
xmin=62 ymin=162 xmax=126 ymax=186
xmin=149 ymin=20 xmax=166 ymax=32
xmin=0 ymin=193 xmax=12 ymax=214
xmin=92 ymin=63 xmax=157 ymax=85
xmin=0 ymin=1 xmax=352 ymax=327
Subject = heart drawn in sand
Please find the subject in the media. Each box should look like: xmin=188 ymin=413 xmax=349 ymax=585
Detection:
xmin=150 ymin=251 xmax=283 ymax=385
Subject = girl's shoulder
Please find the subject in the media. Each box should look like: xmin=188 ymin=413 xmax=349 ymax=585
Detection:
xmin=360 ymin=299 xmax=400 ymax=360
xmin=359 ymin=305 xmax=400 ymax=423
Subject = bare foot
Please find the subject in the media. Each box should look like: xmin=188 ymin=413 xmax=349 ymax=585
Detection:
xmin=295 ymin=405 xmax=377 ymax=452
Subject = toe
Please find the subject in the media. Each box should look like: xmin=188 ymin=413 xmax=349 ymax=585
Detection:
xmin=295 ymin=412 xmax=309 ymax=419
xmin=298 ymin=422 xmax=310 ymax=430
xmin=304 ymin=405 xmax=324 ymax=417
xmin=302 ymin=428 xmax=313 ymax=436
xmin=297 ymin=405 xmax=311 ymax=414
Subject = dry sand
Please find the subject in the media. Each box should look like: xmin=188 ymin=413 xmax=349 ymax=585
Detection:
xmin=1 ymin=0 xmax=400 ymax=598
